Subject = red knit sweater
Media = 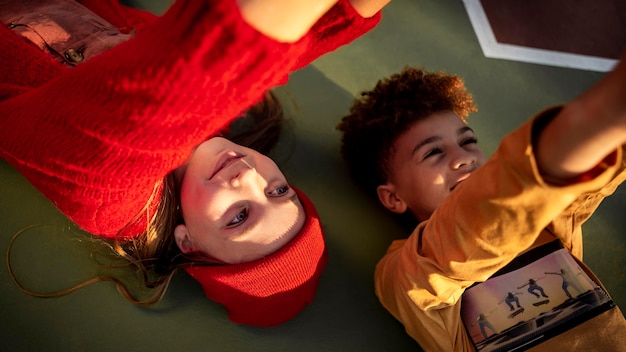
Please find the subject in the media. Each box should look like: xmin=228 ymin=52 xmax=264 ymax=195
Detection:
xmin=0 ymin=0 xmax=380 ymax=239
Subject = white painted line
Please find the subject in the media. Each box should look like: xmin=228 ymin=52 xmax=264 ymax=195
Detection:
xmin=462 ymin=0 xmax=618 ymax=72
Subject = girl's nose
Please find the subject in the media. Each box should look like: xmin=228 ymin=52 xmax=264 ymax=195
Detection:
xmin=229 ymin=164 xmax=264 ymax=193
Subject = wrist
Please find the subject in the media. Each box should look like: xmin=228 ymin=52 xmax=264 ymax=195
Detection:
xmin=237 ymin=0 xmax=339 ymax=42
xmin=348 ymin=0 xmax=391 ymax=18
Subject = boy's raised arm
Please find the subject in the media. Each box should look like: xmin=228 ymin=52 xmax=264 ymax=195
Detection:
xmin=535 ymin=51 xmax=626 ymax=182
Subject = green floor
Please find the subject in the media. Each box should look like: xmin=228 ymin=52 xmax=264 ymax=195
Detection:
xmin=1 ymin=1 xmax=624 ymax=351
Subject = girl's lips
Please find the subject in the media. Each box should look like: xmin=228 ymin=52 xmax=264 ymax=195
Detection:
xmin=210 ymin=152 xmax=244 ymax=180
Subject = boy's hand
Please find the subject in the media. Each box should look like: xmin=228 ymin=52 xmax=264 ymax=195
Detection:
xmin=535 ymin=50 xmax=626 ymax=182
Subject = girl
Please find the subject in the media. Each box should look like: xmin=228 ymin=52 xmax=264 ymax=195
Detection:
xmin=0 ymin=0 xmax=386 ymax=327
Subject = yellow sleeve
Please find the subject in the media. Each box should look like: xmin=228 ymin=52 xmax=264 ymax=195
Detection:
xmin=547 ymin=145 xmax=626 ymax=258
xmin=374 ymin=107 xmax=623 ymax=350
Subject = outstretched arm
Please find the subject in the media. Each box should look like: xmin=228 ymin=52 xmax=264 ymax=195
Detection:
xmin=471 ymin=316 xmax=479 ymax=326
xmin=535 ymin=52 xmax=626 ymax=182
xmin=0 ymin=0 xmax=344 ymax=237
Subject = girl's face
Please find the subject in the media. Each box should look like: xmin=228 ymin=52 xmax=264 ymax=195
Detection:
xmin=175 ymin=137 xmax=305 ymax=264
xmin=377 ymin=111 xmax=486 ymax=221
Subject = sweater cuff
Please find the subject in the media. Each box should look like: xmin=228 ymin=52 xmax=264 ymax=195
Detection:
xmin=288 ymin=0 xmax=382 ymax=74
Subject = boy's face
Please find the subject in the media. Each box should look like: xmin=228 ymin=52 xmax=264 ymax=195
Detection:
xmin=376 ymin=111 xmax=486 ymax=221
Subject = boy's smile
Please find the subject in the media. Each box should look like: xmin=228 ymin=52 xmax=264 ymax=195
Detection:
xmin=376 ymin=110 xmax=486 ymax=221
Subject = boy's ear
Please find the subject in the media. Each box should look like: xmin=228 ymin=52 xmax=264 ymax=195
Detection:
xmin=376 ymin=183 xmax=408 ymax=214
xmin=174 ymin=224 xmax=195 ymax=253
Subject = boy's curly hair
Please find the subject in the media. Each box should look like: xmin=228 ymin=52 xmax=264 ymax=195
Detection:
xmin=337 ymin=67 xmax=477 ymax=197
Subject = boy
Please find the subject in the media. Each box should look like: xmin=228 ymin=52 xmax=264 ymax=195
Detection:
xmin=337 ymin=57 xmax=626 ymax=350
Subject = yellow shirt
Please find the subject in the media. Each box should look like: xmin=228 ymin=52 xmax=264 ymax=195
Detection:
xmin=374 ymin=108 xmax=626 ymax=351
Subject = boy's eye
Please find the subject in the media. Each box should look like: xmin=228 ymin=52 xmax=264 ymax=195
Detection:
xmin=424 ymin=147 xmax=443 ymax=159
xmin=266 ymin=184 xmax=290 ymax=197
xmin=227 ymin=208 xmax=248 ymax=227
xmin=461 ymin=137 xmax=478 ymax=146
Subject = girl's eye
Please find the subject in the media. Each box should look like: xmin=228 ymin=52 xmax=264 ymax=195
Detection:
xmin=227 ymin=208 xmax=248 ymax=227
xmin=424 ymin=147 xmax=443 ymax=159
xmin=266 ymin=184 xmax=290 ymax=197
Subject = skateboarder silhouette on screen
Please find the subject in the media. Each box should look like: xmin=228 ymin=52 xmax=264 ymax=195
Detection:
xmin=545 ymin=268 xmax=583 ymax=299
xmin=471 ymin=312 xmax=498 ymax=340
xmin=518 ymin=278 xmax=549 ymax=299
xmin=499 ymin=292 xmax=523 ymax=311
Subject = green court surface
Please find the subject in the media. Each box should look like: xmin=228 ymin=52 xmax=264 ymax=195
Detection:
xmin=1 ymin=1 xmax=624 ymax=351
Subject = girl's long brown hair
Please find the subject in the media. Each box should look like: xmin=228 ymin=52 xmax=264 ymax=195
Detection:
xmin=7 ymin=91 xmax=287 ymax=305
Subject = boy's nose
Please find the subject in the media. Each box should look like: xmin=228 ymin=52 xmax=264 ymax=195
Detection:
xmin=450 ymin=149 xmax=476 ymax=169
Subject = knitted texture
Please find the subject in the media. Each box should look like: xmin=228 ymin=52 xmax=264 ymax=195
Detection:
xmin=280 ymin=0 xmax=380 ymax=83
xmin=0 ymin=0 xmax=380 ymax=326
xmin=185 ymin=188 xmax=328 ymax=327
xmin=0 ymin=0 xmax=380 ymax=238
xmin=1 ymin=0 xmax=307 ymax=237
